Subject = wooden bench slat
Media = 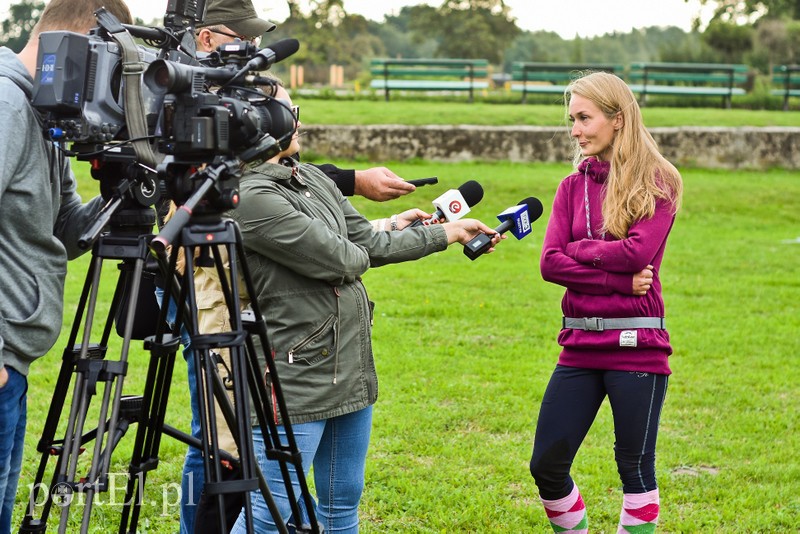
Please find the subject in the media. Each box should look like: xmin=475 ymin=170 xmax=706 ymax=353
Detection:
xmin=628 ymin=62 xmax=748 ymax=108
xmin=509 ymin=83 xmax=568 ymax=94
xmin=509 ymin=62 xmax=622 ymax=102
xmin=370 ymin=58 xmax=488 ymax=67
xmin=370 ymin=58 xmax=490 ymax=101
xmin=629 ymin=72 xmax=747 ymax=84
xmin=370 ymin=68 xmax=488 ymax=77
xmin=771 ymin=65 xmax=800 ymax=110
xmin=628 ymin=84 xmax=745 ymax=96
xmin=371 ymin=80 xmax=490 ymax=90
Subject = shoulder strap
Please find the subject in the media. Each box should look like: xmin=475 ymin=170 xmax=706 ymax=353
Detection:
xmin=95 ymin=8 xmax=160 ymax=169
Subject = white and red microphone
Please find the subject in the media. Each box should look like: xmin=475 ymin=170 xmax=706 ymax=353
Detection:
xmin=408 ymin=180 xmax=484 ymax=228
xmin=463 ymin=197 xmax=544 ymax=260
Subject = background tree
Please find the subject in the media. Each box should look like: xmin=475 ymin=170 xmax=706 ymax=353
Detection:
xmin=409 ymin=0 xmax=521 ymax=63
xmin=689 ymin=0 xmax=800 ymax=23
xmin=747 ymin=17 xmax=800 ymax=71
xmin=703 ymin=18 xmax=755 ymax=62
xmin=271 ymin=0 xmax=385 ymax=83
xmin=379 ymin=5 xmax=438 ymax=58
xmin=0 ymin=0 xmax=45 ymax=52
xmin=502 ymin=30 xmax=566 ymax=70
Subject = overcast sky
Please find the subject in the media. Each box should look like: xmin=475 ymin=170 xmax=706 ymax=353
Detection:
xmin=0 ymin=0 xmax=714 ymax=40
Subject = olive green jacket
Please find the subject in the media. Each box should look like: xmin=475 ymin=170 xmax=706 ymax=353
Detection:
xmin=228 ymin=160 xmax=448 ymax=424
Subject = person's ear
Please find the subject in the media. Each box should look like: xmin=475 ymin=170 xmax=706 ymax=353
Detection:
xmin=613 ymin=112 xmax=623 ymax=131
xmin=197 ymin=28 xmax=215 ymax=53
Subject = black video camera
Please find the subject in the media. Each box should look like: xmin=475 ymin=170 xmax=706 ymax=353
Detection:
xmin=29 ymin=0 xmax=299 ymax=236
xmin=32 ymin=2 xmax=297 ymax=163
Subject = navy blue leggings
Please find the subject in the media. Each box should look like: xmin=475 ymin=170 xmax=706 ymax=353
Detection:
xmin=530 ymin=365 xmax=668 ymax=500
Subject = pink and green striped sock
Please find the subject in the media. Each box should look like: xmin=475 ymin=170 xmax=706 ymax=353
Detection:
xmin=618 ymin=488 xmax=660 ymax=534
xmin=540 ymin=484 xmax=588 ymax=533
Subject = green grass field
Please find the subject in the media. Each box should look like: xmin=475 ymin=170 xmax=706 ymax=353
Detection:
xmin=12 ymin=131 xmax=800 ymax=531
xmin=296 ymin=99 xmax=800 ymax=127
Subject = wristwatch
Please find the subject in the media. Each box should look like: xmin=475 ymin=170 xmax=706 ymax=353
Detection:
xmin=390 ymin=214 xmax=399 ymax=231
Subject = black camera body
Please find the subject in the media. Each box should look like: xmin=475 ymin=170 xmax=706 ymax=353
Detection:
xmin=145 ymin=40 xmax=297 ymax=163
xmin=32 ymin=30 xmax=161 ymax=145
xmin=28 ymin=3 xmax=299 ymax=246
xmin=30 ymin=8 xmax=297 ymax=166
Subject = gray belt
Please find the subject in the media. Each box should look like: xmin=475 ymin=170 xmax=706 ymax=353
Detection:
xmin=562 ymin=317 xmax=666 ymax=331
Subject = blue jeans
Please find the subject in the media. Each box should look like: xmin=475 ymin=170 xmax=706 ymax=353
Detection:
xmin=154 ymin=286 xmax=202 ymax=534
xmin=0 ymin=367 xmax=27 ymax=534
xmin=232 ymin=406 xmax=373 ymax=534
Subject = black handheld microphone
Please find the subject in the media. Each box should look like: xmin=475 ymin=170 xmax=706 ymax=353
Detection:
xmin=463 ymin=197 xmax=544 ymax=261
xmin=408 ymin=180 xmax=484 ymax=228
xmin=244 ymin=38 xmax=300 ymax=71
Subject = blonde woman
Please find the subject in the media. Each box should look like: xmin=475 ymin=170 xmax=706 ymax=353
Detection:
xmin=530 ymin=72 xmax=683 ymax=533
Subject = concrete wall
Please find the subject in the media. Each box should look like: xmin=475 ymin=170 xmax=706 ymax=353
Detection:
xmin=302 ymin=125 xmax=800 ymax=170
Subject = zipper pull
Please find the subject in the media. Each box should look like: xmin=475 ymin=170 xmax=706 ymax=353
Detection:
xmin=288 ymin=350 xmax=294 ymax=364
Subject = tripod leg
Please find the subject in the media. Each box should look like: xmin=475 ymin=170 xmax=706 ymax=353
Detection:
xmin=56 ymin=253 xmax=108 ymax=534
xmin=117 ymin=251 xmax=184 ymax=534
xmin=191 ymin=239 xmax=283 ymax=533
xmin=18 ymin=254 xmax=104 ymax=532
xmin=205 ymin=356 xmax=286 ymax=529
xmin=162 ymin=221 xmax=296 ymax=534
xmin=77 ymin=253 xmax=149 ymax=532
xmin=18 ymin=233 xmax=153 ymax=533
xmin=117 ymin=330 xmax=180 ymax=534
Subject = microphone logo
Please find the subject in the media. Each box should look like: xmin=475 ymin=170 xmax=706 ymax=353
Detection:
xmin=448 ymin=200 xmax=463 ymax=215
xmin=520 ymin=211 xmax=531 ymax=233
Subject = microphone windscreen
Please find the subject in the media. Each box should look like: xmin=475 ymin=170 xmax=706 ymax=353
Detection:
xmin=459 ymin=180 xmax=484 ymax=207
xmin=269 ymin=38 xmax=300 ymax=63
xmin=518 ymin=197 xmax=544 ymax=222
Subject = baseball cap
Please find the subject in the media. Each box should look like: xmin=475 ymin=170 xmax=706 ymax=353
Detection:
xmin=199 ymin=0 xmax=277 ymax=37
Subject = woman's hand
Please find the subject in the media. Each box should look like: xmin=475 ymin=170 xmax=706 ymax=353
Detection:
xmin=633 ymin=265 xmax=654 ymax=296
xmin=395 ymin=209 xmax=432 ymax=230
xmin=442 ymin=219 xmax=506 ymax=251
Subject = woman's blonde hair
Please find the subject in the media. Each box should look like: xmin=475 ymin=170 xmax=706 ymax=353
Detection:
xmin=565 ymin=72 xmax=683 ymax=238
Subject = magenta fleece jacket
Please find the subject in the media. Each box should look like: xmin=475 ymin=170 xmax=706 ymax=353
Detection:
xmin=540 ymin=157 xmax=676 ymax=375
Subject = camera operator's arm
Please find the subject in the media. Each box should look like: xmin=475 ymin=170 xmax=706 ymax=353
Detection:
xmin=313 ymin=163 xmax=416 ymax=201
xmin=51 ymin=157 xmax=104 ymax=260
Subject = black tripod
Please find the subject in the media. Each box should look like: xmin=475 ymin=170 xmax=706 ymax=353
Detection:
xmin=18 ymin=158 xmax=320 ymax=533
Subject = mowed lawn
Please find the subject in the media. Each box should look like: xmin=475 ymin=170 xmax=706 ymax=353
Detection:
xmin=13 ymin=155 xmax=800 ymax=530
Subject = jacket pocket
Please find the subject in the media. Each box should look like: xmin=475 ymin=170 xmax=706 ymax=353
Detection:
xmin=287 ymin=314 xmax=338 ymax=365
xmin=2 ymin=273 xmax=62 ymax=358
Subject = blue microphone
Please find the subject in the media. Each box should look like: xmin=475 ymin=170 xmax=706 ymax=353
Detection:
xmin=463 ymin=197 xmax=543 ymax=261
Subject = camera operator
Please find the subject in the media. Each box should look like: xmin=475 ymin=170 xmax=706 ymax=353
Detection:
xmin=158 ymin=3 xmax=419 ymax=531
xmin=197 ymin=0 xmax=417 ymax=203
xmin=0 ymin=0 xmax=133 ymax=531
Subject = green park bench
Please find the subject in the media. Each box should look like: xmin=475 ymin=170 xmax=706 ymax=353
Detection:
xmin=771 ymin=65 xmax=800 ymax=111
xmin=370 ymin=58 xmax=490 ymax=102
xmin=510 ymin=62 xmax=623 ymax=103
xmin=628 ymin=62 xmax=749 ymax=108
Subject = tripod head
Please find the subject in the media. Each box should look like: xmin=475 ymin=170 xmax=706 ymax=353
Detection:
xmin=76 ymin=147 xmax=160 ymax=249
xmin=149 ymin=155 xmax=245 ymax=257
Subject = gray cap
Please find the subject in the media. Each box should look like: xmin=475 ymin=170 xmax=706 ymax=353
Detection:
xmin=199 ymin=0 xmax=277 ymax=36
